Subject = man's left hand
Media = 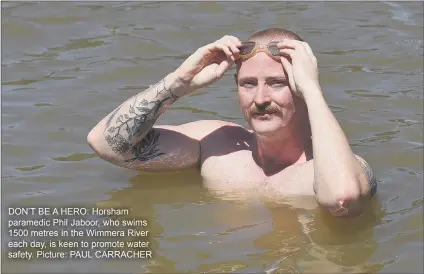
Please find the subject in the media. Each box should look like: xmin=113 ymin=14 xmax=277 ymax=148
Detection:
xmin=278 ymin=40 xmax=320 ymax=98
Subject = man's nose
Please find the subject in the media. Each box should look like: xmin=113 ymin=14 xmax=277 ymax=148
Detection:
xmin=253 ymin=84 xmax=271 ymax=107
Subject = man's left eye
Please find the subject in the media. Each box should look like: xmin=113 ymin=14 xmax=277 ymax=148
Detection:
xmin=271 ymin=82 xmax=285 ymax=87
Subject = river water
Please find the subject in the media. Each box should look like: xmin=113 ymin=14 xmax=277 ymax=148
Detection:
xmin=2 ymin=1 xmax=423 ymax=273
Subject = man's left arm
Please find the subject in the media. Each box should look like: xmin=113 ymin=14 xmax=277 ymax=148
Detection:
xmin=306 ymin=88 xmax=376 ymax=217
xmin=278 ymin=40 xmax=376 ymax=217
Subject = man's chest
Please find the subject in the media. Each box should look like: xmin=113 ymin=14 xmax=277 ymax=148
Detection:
xmin=199 ymin=150 xmax=315 ymax=197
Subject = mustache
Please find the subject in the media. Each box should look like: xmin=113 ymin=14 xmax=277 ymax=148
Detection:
xmin=249 ymin=104 xmax=280 ymax=115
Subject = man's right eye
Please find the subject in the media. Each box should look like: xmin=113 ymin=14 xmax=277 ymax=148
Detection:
xmin=242 ymin=82 xmax=256 ymax=88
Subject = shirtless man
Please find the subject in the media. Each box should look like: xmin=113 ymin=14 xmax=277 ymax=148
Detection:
xmin=87 ymin=28 xmax=376 ymax=217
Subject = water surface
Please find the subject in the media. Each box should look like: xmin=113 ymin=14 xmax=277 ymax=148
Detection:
xmin=2 ymin=2 xmax=423 ymax=273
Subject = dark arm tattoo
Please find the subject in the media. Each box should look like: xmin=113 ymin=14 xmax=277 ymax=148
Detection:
xmin=103 ymin=77 xmax=180 ymax=160
xmin=358 ymin=157 xmax=377 ymax=198
xmin=104 ymin=105 xmax=123 ymax=130
xmin=125 ymin=129 xmax=165 ymax=163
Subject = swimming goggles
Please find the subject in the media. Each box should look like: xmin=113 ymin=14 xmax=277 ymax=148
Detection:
xmin=237 ymin=41 xmax=281 ymax=60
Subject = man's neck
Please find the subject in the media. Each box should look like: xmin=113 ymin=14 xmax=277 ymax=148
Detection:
xmin=254 ymin=123 xmax=311 ymax=176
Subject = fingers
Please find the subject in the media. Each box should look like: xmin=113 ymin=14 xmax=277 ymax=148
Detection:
xmin=279 ymin=48 xmax=295 ymax=58
xmin=211 ymin=42 xmax=234 ymax=59
xmin=277 ymin=40 xmax=317 ymax=63
xmin=222 ymin=35 xmax=242 ymax=47
xmin=278 ymin=40 xmax=303 ymax=60
xmin=277 ymin=40 xmax=301 ymax=50
xmin=207 ymin=35 xmax=242 ymax=61
xmin=280 ymin=57 xmax=297 ymax=94
xmin=215 ymin=57 xmax=234 ymax=79
xmin=223 ymin=35 xmax=242 ymax=55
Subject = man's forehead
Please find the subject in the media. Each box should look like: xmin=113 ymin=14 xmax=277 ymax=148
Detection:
xmin=237 ymin=53 xmax=287 ymax=79
xmin=239 ymin=59 xmax=287 ymax=78
xmin=241 ymin=52 xmax=284 ymax=67
xmin=239 ymin=74 xmax=287 ymax=80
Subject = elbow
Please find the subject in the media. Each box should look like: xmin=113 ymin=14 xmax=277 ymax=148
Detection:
xmin=87 ymin=129 xmax=107 ymax=159
xmin=327 ymin=192 xmax=363 ymax=218
xmin=316 ymin=156 xmax=376 ymax=218
xmin=316 ymin=179 xmax=366 ymax=218
xmin=87 ymin=128 xmax=126 ymax=165
xmin=87 ymin=128 xmax=97 ymax=149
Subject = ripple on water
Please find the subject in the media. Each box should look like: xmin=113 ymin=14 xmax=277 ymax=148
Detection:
xmin=389 ymin=118 xmax=420 ymax=128
xmin=29 ymin=16 xmax=87 ymax=25
xmin=24 ymin=189 xmax=57 ymax=197
xmin=15 ymin=165 xmax=46 ymax=172
xmin=33 ymin=103 xmax=59 ymax=107
xmin=319 ymin=48 xmax=379 ymax=55
xmin=188 ymin=91 xmax=209 ymax=98
xmin=358 ymin=24 xmax=388 ymax=28
xmin=2 ymin=2 xmax=423 ymax=273
xmin=2 ymin=72 xmax=77 ymax=89
xmin=23 ymin=51 xmax=59 ymax=59
xmin=384 ymin=1 xmax=421 ymax=26
xmin=344 ymin=89 xmax=391 ymax=99
xmin=329 ymin=105 xmax=346 ymax=113
xmin=52 ymin=153 xmax=97 ymax=162
xmin=396 ymin=167 xmax=422 ymax=176
xmin=55 ymin=36 xmax=110 ymax=51
xmin=75 ymin=3 xmax=106 ymax=11
xmin=2 ymin=79 xmax=40 ymax=86
xmin=356 ymin=130 xmax=401 ymax=145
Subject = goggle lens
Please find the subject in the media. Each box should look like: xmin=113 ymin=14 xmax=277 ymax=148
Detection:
xmin=239 ymin=41 xmax=281 ymax=58
xmin=267 ymin=42 xmax=280 ymax=56
xmin=239 ymin=42 xmax=256 ymax=55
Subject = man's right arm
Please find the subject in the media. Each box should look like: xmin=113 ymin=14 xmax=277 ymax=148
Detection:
xmin=87 ymin=72 xmax=201 ymax=172
xmin=87 ymin=35 xmax=242 ymax=172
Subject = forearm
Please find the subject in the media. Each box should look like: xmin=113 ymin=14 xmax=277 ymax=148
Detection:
xmin=304 ymin=85 xmax=370 ymax=213
xmin=88 ymin=72 xmax=192 ymax=156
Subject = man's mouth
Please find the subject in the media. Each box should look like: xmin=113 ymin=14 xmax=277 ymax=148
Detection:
xmin=252 ymin=112 xmax=275 ymax=119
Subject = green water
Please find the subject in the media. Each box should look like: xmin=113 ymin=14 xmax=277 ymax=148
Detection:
xmin=2 ymin=2 xmax=423 ymax=273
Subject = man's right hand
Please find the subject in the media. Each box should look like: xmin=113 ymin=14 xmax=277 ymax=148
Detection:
xmin=174 ymin=35 xmax=242 ymax=92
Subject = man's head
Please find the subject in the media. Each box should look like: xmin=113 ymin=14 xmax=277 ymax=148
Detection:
xmin=234 ymin=28 xmax=306 ymax=138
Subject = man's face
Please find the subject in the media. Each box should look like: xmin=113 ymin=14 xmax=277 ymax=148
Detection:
xmin=235 ymin=51 xmax=296 ymax=136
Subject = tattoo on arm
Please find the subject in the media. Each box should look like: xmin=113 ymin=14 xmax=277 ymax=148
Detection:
xmin=103 ymin=78 xmax=179 ymax=160
xmin=104 ymin=105 xmax=123 ymax=130
xmin=358 ymin=157 xmax=377 ymax=197
xmin=125 ymin=130 xmax=165 ymax=163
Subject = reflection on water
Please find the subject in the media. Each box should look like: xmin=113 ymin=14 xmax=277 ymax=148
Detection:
xmin=91 ymin=173 xmax=386 ymax=273
xmin=2 ymin=1 xmax=423 ymax=273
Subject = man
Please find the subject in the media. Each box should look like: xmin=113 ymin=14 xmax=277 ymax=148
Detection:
xmin=87 ymin=28 xmax=376 ymax=217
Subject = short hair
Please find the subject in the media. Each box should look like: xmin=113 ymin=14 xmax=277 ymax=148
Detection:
xmin=247 ymin=27 xmax=304 ymax=42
